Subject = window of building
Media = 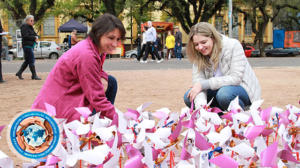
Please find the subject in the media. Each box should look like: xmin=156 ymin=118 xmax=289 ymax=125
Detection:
xmin=215 ymin=16 xmax=223 ymax=33
xmin=43 ymin=16 xmax=55 ymax=36
xmin=8 ymin=17 xmax=19 ymax=47
xmin=232 ymin=13 xmax=239 ymax=39
xmin=245 ymin=19 xmax=252 ymax=36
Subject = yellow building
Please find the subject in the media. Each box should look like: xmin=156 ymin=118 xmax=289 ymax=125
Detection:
xmin=1 ymin=4 xmax=273 ymax=48
xmin=1 ymin=13 xmax=87 ymax=47
xmin=126 ymin=4 xmax=273 ymax=46
xmin=175 ymin=11 xmax=273 ymax=45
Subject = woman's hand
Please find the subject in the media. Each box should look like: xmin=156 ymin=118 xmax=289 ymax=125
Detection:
xmin=188 ymin=82 xmax=202 ymax=102
xmin=101 ymin=78 xmax=108 ymax=92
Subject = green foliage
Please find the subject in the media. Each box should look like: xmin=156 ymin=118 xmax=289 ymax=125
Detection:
xmin=124 ymin=0 xmax=154 ymax=34
xmin=158 ymin=0 xmax=227 ymax=34
xmin=52 ymin=0 xmax=127 ymax=23
xmin=52 ymin=0 xmax=105 ymax=23
xmin=273 ymin=0 xmax=300 ymax=30
xmin=233 ymin=0 xmax=299 ymax=56
xmin=0 ymin=0 xmax=55 ymax=27
xmin=102 ymin=0 xmax=126 ymax=17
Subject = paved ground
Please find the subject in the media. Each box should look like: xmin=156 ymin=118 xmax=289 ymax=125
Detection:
xmin=1 ymin=55 xmax=300 ymax=73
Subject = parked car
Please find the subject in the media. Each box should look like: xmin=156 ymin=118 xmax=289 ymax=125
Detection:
xmin=244 ymin=45 xmax=255 ymax=57
xmin=251 ymin=46 xmax=299 ymax=57
xmin=9 ymin=41 xmax=63 ymax=59
xmin=125 ymin=48 xmax=138 ymax=58
xmin=125 ymin=46 xmax=187 ymax=59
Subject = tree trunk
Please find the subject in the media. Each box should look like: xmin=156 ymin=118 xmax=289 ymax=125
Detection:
xmin=257 ymin=23 xmax=267 ymax=57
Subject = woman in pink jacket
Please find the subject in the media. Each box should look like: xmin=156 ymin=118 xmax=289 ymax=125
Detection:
xmin=32 ymin=14 xmax=125 ymax=122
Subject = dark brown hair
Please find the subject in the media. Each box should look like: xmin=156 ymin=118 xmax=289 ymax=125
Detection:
xmin=88 ymin=13 xmax=126 ymax=47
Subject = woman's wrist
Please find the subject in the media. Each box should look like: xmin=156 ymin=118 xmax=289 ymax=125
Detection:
xmin=200 ymin=80 xmax=210 ymax=90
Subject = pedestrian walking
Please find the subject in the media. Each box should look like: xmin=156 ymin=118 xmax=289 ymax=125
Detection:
xmin=154 ymin=34 xmax=162 ymax=58
xmin=15 ymin=15 xmax=41 ymax=80
xmin=134 ymin=34 xmax=141 ymax=58
xmin=141 ymin=21 xmax=163 ymax=63
xmin=174 ymin=26 xmax=182 ymax=60
xmin=165 ymin=31 xmax=175 ymax=60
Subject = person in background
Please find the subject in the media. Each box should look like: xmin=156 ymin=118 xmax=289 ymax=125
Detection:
xmin=241 ymin=40 xmax=246 ymax=50
xmin=63 ymin=35 xmax=69 ymax=44
xmin=68 ymin=34 xmax=72 ymax=48
xmin=32 ymin=13 xmax=126 ymax=122
xmin=0 ymin=20 xmax=4 ymax=83
xmin=137 ymin=30 xmax=147 ymax=61
xmin=2 ymin=36 xmax=9 ymax=61
xmin=183 ymin=22 xmax=261 ymax=111
xmin=71 ymin=29 xmax=79 ymax=47
xmin=154 ymin=33 xmax=162 ymax=58
xmin=165 ymin=30 xmax=175 ymax=60
xmin=134 ymin=33 xmax=141 ymax=58
xmin=141 ymin=21 xmax=163 ymax=63
xmin=15 ymin=15 xmax=41 ymax=80
xmin=174 ymin=26 xmax=182 ymax=60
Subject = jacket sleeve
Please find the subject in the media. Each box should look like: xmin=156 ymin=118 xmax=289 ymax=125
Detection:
xmin=77 ymin=54 xmax=115 ymax=120
xmin=21 ymin=25 xmax=36 ymax=42
xmin=192 ymin=64 xmax=206 ymax=84
xmin=192 ymin=64 xmax=208 ymax=108
xmin=100 ymin=70 xmax=108 ymax=81
xmin=208 ymin=39 xmax=246 ymax=90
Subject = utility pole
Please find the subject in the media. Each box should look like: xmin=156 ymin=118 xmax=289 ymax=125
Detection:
xmin=130 ymin=5 xmax=133 ymax=50
xmin=228 ymin=0 xmax=233 ymax=38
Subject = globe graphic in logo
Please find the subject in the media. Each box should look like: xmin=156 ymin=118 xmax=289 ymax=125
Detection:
xmin=10 ymin=111 xmax=59 ymax=159
xmin=23 ymin=124 xmax=46 ymax=147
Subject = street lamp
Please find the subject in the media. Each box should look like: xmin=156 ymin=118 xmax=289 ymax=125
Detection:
xmin=228 ymin=0 xmax=232 ymax=38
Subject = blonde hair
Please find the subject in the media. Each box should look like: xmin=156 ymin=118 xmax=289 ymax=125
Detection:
xmin=186 ymin=22 xmax=222 ymax=71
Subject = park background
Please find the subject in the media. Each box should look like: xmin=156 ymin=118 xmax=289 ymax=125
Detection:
xmin=0 ymin=0 xmax=300 ymax=166
xmin=0 ymin=0 xmax=300 ymax=57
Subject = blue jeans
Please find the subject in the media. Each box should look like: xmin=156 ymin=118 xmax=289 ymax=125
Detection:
xmin=106 ymin=75 xmax=118 ymax=104
xmin=174 ymin=43 xmax=182 ymax=59
xmin=183 ymin=86 xmax=251 ymax=111
xmin=137 ymin=45 xmax=141 ymax=58
xmin=23 ymin=47 xmax=35 ymax=66
xmin=92 ymin=75 xmax=117 ymax=115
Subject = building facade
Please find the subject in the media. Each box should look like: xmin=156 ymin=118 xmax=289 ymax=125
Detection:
xmin=1 ymin=6 xmax=273 ymax=48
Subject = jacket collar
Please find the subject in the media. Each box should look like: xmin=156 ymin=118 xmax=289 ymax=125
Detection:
xmin=87 ymin=37 xmax=107 ymax=61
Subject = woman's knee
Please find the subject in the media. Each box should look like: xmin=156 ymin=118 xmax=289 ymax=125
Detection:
xmin=108 ymin=75 xmax=118 ymax=90
xmin=215 ymin=86 xmax=234 ymax=110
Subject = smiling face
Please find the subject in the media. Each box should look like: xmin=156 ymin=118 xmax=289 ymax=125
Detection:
xmin=192 ymin=34 xmax=214 ymax=56
xmin=99 ymin=28 xmax=122 ymax=54
xmin=26 ymin=17 xmax=34 ymax=26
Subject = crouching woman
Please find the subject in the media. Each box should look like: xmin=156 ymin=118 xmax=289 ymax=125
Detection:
xmin=32 ymin=14 xmax=125 ymax=122
xmin=183 ymin=22 xmax=261 ymax=111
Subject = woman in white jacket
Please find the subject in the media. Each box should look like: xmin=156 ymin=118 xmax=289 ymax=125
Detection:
xmin=183 ymin=22 xmax=261 ymax=111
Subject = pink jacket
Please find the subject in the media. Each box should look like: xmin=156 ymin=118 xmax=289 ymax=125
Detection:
xmin=32 ymin=37 xmax=115 ymax=122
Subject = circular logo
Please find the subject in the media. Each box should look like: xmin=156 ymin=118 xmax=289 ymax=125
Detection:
xmin=9 ymin=111 xmax=59 ymax=159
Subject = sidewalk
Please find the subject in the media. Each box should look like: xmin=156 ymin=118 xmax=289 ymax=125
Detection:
xmin=1 ymin=56 xmax=300 ymax=73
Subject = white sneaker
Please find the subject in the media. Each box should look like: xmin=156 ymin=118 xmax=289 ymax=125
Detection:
xmin=150 ymin=59 xmax=155 ymax=62
xmin=157 ymin=59 xmax=163 ymax=63
xmin=140 ymin=60 xmax=147 ymax=63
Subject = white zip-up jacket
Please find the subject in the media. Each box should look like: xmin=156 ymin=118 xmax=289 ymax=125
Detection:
xmin=192 ymin=35 xmax=261 ymax=109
